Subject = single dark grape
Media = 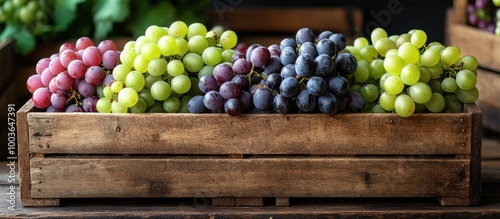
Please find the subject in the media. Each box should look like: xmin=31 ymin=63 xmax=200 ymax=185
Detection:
xmin=66 ymin=104 xmax=84 ymax=112
xmin=296 ymin=90 xmax=317 ymax=112
xmin=224 ymin=98 xmax=243 ymax=116
xmin=268 ymin=44 xmax=281 ymax=57
xmin=231 ymin=52 xmax=246 ymax=63
xmin=314 ymin=54 xmax=335 ymax=77
xmin=296 ymin=27 xmax=315 ymax=45
xmin=203 ymin=91 xmax=225 ymax=111
xmin=213 ymin=63 xmax=234 ymax=83
xmin=245 ymin=44 xmax=262 ymax=61
xmin=306 ymin=76 xmax=327 ymax=96
xmin=199 ymin=75 xmax=218 ymax=93
xmin=298 ymin=42 xmax=318 ymax=59
xmin=329 ymin=33 xmax=347 ymax=52
xmin=263 ymin=56 xmax=283 ymax=74
xmin=347 ymin=91 xmax=366 ymax=113
xmin=266 ymin=73 xmax=282 ymax=90
xmin=232 ymin=58 xmax=251 ymax=75
xmin=252 ymin=87 xmax=273 ymax=111
xmin=280 ymin=47 xmax=298 ymax=66
xmin=219 ymin=81 xmax=240 ymax=99
xmin=280 ymin=38 xmax=297 ymax=50
xmin=231 ymin=74 xmax=249 ymax=90
xmin=238 ymin=90 xmax=252 ymax=112
xmin=318 ymin=92 xmax=339 ymax=115
xmin=295 ymin=54 xmax=315 ymax=78
xmin=188 ymin=95 xmax=209 ymax=113
xmin=82 ymin=96 xmax=99 ymax=112
xmin=279 ymin=77 xmax=301 ymax=98
xmin=250 ymin=46 xmax=272 ymax=67
xmin=273 ymin=94 xmax=294 ymax=114
xmin=316 ymin=39 xmax=336 ymax=56
xmin=328 ymin=76 xmax=349 ymax=97
xmin=317 ymin=30 xmax=334 ymax=41
xmin=280 ymin=64 xmax=297 ymax=78
xmin=335 ymin=53 xmax=357 ymax=75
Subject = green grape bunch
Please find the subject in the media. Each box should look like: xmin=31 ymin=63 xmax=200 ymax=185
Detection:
xmin=346 ymin=28 xmax=479 ymax=117
xmin=97 ymin=21 xmax=238 ymax=113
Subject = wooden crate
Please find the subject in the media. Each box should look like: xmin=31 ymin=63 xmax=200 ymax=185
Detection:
xmin=447 ymin=0 xmax=500 ymax=132
xmin=17 ymin=99 xmax=482 ymax=207
xmin=207 ymin=7 xmax=363 ymax=46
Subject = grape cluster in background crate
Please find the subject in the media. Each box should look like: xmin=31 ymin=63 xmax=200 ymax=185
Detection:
xmin=25 ymin=20 xmax=480 ymax=117
xmin=467 ymin=0 xmax=500 ymax=35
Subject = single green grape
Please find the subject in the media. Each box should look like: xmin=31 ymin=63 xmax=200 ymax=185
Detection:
xmin=219 ymin=30 xmax=238 ymax=49
xmin=148 ymin=58 xmax=168 ymax=77
xmin=409 ymin=82 xmax=432 ymax=104
xmin=158 ymin=35 xmax=177 ymax=56
xmin=370 ymin=27 xmax=388 ymax=44
xmin=96 ymin=98 xmax=112 ymax=113
xmin=425 ymin=93 xmax=445 ymax=113
xmin=169 ymin=21 xmax=188 ymax=38
xmin=187 ymin=23 xmax=208 ymax=40
xmin=384 ymin=75 xmax=405 ymax=95
xmin=118 ymin=87 xmax=139 ymax=108
xmin=441 ymin=46 xmax=461 ymax=67
xmin=395 ymin=94 xmax=415 ymax=117
xmin=456 ymin=69 xmax=477 ymax=90
xmin=163 ymin=96 xmax=181 ymax=113
xmin=167 ymin=60 xmax=185 ymax=77
xmin=125 ymin=70 xmax=145 ymax=92
xmin=379 ymin=91 xmax=397 ymax=111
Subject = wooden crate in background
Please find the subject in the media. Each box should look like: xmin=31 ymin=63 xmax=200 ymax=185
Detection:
xmin=17 ymin=99 xmax=481 ymax=207
xmin=208 ymin=7 xmax=363 ymax=46
xmin=447 ymin=0 xmax=500 ymax=132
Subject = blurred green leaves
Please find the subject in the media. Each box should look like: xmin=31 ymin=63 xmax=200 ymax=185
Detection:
xmin=0 ymin=0 xmax=210 ymax=54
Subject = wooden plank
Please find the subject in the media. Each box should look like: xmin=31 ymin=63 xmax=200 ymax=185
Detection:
xmin=476 ymin=68 xmax=500 ymax=109
xmin=16 ymin=100 xmax=60 ymax=206
xmin=235 ymin=198 xmax=263 ymax=207
xmin=453 ymin=0 xmax=467 ymax=24
xmin=208 ymin=7 xmax=363 ymax=36
xmin=6 ymin=183 xmax=500 ymax=218
xmin=212 ymin=154 xmax=244 ymax=206
xmin=30 ymin=158 xmax=470 ymax=199
xmin=276 ymin=197 xmax=290 ymax=207
xmin=25 ymin=102 xmax=474 ymax=155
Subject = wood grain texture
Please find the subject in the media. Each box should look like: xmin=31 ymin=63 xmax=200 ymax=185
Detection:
xmin=30 ymin=158 xmax=470 ymax=200
xmin=476 ymin=68 xmax=500 ymax=109
xmin=16 ymin=100 xmax=59 ymax=206
xmin=26 ymin=105 xmax=473 ymax=155
xmin=467 ymin=104 xmax=483 ymax=206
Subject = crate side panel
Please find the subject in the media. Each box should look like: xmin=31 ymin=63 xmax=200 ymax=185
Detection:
xmin=28 ymin=112 xmax=472 ymax=155
xmin=30 ymin=158 xmax=470 ymax=199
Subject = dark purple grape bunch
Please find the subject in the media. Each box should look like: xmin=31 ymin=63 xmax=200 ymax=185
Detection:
xmin=189 ymin=60 xmax=253 ymax=115
xmin=188 ymin=27 xmax=364 ymax=115
xmin=467 ymin=0 xmax=497 ymax=33
xmin=274 ymin=28 xmax=363 ymax=114
xmin=26 ymin=37 xmax=120 ymax=112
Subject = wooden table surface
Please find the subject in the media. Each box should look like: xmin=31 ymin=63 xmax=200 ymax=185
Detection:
xmin=1 ymin=131 xmax=499 ymax=218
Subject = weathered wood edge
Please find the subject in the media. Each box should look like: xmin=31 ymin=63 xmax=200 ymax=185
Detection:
xmin=466 ymin=104 xmax=482 ymax=205
xmin=16 ymin=100 xmax=59 ymax=206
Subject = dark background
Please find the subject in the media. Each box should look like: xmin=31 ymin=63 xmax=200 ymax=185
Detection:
xmin=217 ymin=0 xmax=454 ymax=43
